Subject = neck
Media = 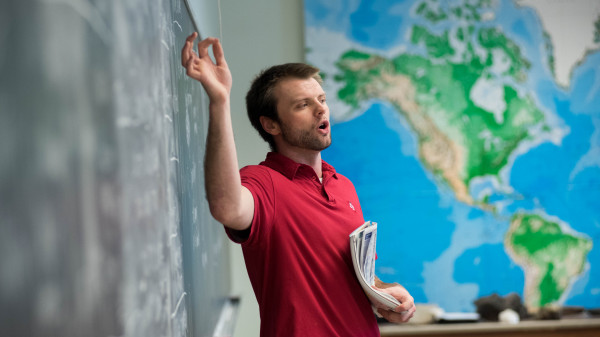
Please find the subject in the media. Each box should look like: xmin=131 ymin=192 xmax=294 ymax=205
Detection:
xmin=277 ymin=148 xmax=323 ymax=178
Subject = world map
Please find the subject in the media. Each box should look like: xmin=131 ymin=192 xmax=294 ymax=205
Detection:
xmin=304 ymin=0 xmax=600 ymax=313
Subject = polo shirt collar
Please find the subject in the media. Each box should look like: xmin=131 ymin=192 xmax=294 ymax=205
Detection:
xmin=261 ymin=152 xmax=338 ymax=181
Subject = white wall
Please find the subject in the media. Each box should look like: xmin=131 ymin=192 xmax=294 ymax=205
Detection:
xmin=219 ymin=1 xmax=305 ymax=336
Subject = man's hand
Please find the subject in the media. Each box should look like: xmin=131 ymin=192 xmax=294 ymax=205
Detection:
xmin=373 ymin=281 xmax=416 ymax=323
xmin=181 ymin=32 xmax=232 ymax=105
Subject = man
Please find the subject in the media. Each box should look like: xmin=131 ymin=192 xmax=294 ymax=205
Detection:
xmin=181 ymin=32 xmax=416 ymax=337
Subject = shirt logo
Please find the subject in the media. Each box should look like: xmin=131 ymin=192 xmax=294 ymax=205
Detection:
xmin=349 ymin=202 xmax=355 ymax=211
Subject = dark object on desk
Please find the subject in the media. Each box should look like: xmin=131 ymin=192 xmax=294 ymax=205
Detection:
xmin=474 ymin=293 xmax=528 ymax=321
xmin=560 ymin=306 xmax=585 ymax=317
xmin=588 ymin=308 xmax=600 ymax=317
xmin=535 ymin=306 xmax=561 ymax=320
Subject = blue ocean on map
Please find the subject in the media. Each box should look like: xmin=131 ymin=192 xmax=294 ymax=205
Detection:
xmin=311 ymin=0 xmax=600 ymax=311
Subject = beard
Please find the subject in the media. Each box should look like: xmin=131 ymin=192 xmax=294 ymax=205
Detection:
xmin=279 ymin=121 xmax=332 ymax=151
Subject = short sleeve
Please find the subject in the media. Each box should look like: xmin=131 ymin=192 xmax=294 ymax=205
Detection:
xmin=224 ymin=165 xmax=275 ymax=247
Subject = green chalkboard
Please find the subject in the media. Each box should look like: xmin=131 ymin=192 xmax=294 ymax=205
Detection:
xmin=0 ymin=0 xmax=231 ymax=336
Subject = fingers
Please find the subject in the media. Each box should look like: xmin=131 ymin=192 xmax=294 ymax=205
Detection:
xmin=212 ymin=39 xmax=227 ymax=66
xmin=181 ymin=33 xmax=222 ymax=64
xmin=380 ymin=284 xmax=414 ymax=311
xmin=374 ymin=284 xmax=416 ymax=323
xmin=181 ymin=32 xmax=198 ymax=67
xmin=378 ymin=306 xmax=416 ymax=323
xmin=185 ymin=58 xmax=198 ymax=78
xmin=181 ymin=34 xmax=230 ymax=86
xmin=396 ymin=295 xmax=415 ymax=312
xmin=197 ymin=37 xmax=219 ymax=58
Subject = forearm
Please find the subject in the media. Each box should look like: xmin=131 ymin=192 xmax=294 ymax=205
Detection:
xmin=204 ymin=100 xmax=248 ymax=229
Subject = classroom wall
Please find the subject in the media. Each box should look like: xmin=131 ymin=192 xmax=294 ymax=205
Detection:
xmin=219 ymin=0 xmax=305 ymax=336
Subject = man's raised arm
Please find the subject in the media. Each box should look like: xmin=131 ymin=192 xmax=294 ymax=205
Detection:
xmin=181 ymin=33 xmax=254 ymax=231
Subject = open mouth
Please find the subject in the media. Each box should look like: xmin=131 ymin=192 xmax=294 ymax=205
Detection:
xmin=318 ymin=120 xmax=329 ymax=130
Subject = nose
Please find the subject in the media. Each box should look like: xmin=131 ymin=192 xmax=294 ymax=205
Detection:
xmin=314 ymin=99 xmax=327 ymax=116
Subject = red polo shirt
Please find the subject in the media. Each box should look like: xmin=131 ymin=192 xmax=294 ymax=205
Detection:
xmin=226 ymin=152 xmax=379 ymax=337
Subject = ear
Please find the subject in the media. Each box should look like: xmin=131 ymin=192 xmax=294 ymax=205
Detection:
xmin=260 ymin=116 xmax=281 ymax=136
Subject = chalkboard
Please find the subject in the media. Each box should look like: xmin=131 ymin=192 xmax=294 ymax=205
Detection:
xmin=0 ymin=0 xmax=231 ymax=336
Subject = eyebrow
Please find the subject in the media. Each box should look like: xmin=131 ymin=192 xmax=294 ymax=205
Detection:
xmin=291 ymin=93 xmax=326 ymax=104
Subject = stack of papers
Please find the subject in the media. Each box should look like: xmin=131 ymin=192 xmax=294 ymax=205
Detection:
xmin=349 ymin=221 xmax=401 ymax=311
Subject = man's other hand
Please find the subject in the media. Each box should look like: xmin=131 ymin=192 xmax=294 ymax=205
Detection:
xmin=373 ymin=281 xmax=416 ymax=323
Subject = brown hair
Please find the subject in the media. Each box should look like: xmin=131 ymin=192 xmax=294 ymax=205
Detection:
xmin=245 ymin=63 xmax=323 ymax=151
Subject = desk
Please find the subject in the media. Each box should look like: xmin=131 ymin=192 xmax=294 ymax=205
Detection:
xmin=379 ymin=318 xmax=600 ymax=337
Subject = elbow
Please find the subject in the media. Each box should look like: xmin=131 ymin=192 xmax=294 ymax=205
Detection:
xmin=206 ymin=186 xmax=252 ymax=230
xmin=209 ymin=202 xmax=231 ymax=224
xmin=208 ymin=200 xmax=245 ymax=230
